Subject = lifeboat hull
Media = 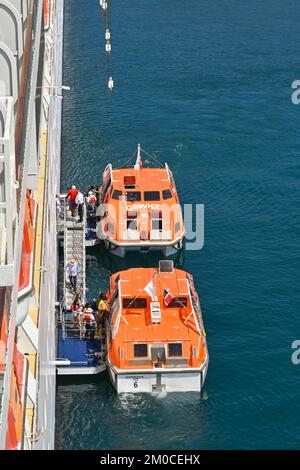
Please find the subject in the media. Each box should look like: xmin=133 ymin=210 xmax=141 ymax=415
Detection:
xmin=107 ymin=358 xmax=209 ymax=394
xmin=97 ymin=227 xmax=183 ymax=257
xmin=103 ymin=240 xmax=182 ymax=258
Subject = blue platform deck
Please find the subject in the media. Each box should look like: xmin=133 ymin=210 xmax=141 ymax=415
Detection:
xmin=58 ymin=328 xmax=101 ymax=365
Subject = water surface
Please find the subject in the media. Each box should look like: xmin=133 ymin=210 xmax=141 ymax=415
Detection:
xmin=56 ymin=0 xmax=300 ymax=449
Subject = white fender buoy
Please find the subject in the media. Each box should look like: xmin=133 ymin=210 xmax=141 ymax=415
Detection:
xmin=105 ymin=41 xmax=111 ymax=53
xmin=105 ymin=29 xmax=111 ymax=40
xmin=101 ymin=0 xmax=107 ymax=11
xmin=108 ymin=76 xmax=114 ymax=92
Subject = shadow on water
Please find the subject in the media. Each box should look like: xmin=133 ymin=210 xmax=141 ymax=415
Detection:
xmin=87 ymin=243 xmax=185 ymax=274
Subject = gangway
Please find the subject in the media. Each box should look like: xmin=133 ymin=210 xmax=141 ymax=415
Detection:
xmin=63 ymin=205 xmax=86 ymax=309
xmin=55 ymin=199 xmax=106 ymax=375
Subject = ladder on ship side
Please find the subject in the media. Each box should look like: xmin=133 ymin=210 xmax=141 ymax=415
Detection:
xmin=63 ymin=206 xmax=86 ymax=310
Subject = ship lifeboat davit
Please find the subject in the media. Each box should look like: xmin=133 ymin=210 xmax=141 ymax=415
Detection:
xmin=16 ymin=192 xmax=37 ymax=327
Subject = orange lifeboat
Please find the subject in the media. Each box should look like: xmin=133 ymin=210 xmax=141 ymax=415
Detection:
xmin=44 ymin=0 xmax=50 ymax=31
xmin=17 ymin=191 xmax=37 ymax=326
xmin=106 ymin=260 xmax=208 ymax=393
xmin=1 ymin=290 xmax=27 ymax=450
xmin=96 ymin=144 xmax=185 ymax=257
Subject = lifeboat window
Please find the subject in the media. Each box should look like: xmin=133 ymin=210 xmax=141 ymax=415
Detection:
xmin=152 ymin=219 xmax=163 ymax=231
xmin=151 ymin=209 xmax=163 ymax=231
xmin=127 ymin=219 xmax=138 ymax=230
xmin=151 ymin=346 xmax=166 ymax=362
xmin=144 ymin=191 xmax=160 ymax=201
xmin=168 ymin=343 xmax=183 ymax=357
xmin=126 ymin=210 xmax=138 ymax=230
xmin=166 ymin=297 xmax=188 ymax=308
xmin=134 ymin=344 xmax=148 ymax=357
xmin=123 ymin=298 xmax=147 ymax=309
xmin=124 ymin=175 xmax=136 ymax=188
xmin=162 ymin=189 xmax=172 ymax=200
xmin=112 ymin=189 xmax=123 ymax=200
xmin=125 ymin=191 xmax=141 ymax=202
xmin=175 ymin=222 xmax=181 ymax=233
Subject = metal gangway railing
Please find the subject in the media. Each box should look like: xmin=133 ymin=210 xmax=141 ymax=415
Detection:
xmin=59 ymin=195 xmax=87 ymax=310
xmin=57 ymin=297 xmax=86 ymax=341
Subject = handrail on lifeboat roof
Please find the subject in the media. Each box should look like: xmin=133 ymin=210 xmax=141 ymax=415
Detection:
xmin=111 ymin=279 xmax=128 ymax=339
xmin=165 ymin=163 xmax=171 ymax=183
xmin=185 ymin=278 xmax=201 ymax=335
xmin=103 ymin=163 xmax=113 ymax=183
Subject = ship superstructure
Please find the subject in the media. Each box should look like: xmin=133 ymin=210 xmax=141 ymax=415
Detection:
xmin=0 ymin=0 xmax=64 ymax=449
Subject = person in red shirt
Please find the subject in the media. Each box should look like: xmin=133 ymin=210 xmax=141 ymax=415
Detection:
xmin=67 ymin=185 xmax=78 ymax=217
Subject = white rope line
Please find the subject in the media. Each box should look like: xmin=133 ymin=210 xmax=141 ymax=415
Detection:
xmin=140 ymin=147 xmax=164 ymax=168
xmin=118 ymin=148 xmax=138 ymax=168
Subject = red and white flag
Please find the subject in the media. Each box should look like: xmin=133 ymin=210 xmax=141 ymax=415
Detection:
xmin=163 ymin=289 xmax=174 ymax=307
xmin=144 ymin=279 xmax=156 ymax=301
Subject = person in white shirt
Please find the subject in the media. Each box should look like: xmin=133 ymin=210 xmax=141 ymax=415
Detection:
xmin=75 ymin=190 xmax=84 ymax=223
xmin=65 ymin=259 xmax=79 ymax=292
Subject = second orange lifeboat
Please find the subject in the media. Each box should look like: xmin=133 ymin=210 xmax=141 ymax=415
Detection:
xmin=106 ymin=260 xmax=208 ymax=393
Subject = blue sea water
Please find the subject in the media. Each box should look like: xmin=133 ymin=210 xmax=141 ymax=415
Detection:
xmin=56 ymin=0 xmax=300 ymax=449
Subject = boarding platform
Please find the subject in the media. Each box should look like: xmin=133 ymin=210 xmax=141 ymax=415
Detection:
xmin=56 ymin=309 xmax=106 ymax=375
xmin=56 ymin=198 xmax=106 ymax=376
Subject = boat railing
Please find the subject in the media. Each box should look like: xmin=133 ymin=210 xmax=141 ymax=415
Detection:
xmin=61 ymin=311 xmax=85 ymax=341
xmin=111 ymin=280 xmax=123 ymax=339
xmin=165 ymin=163 xmax=171 ymax=183
xmin=61 ymin=307 xmax=99 ymax=342
xmin=57 ymin=296 xmax=86 ymax=343
xmin=60 ymin=194 xmax=87 ymax=309
xmin=186 ymin=279 xmax=202 ymax=333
